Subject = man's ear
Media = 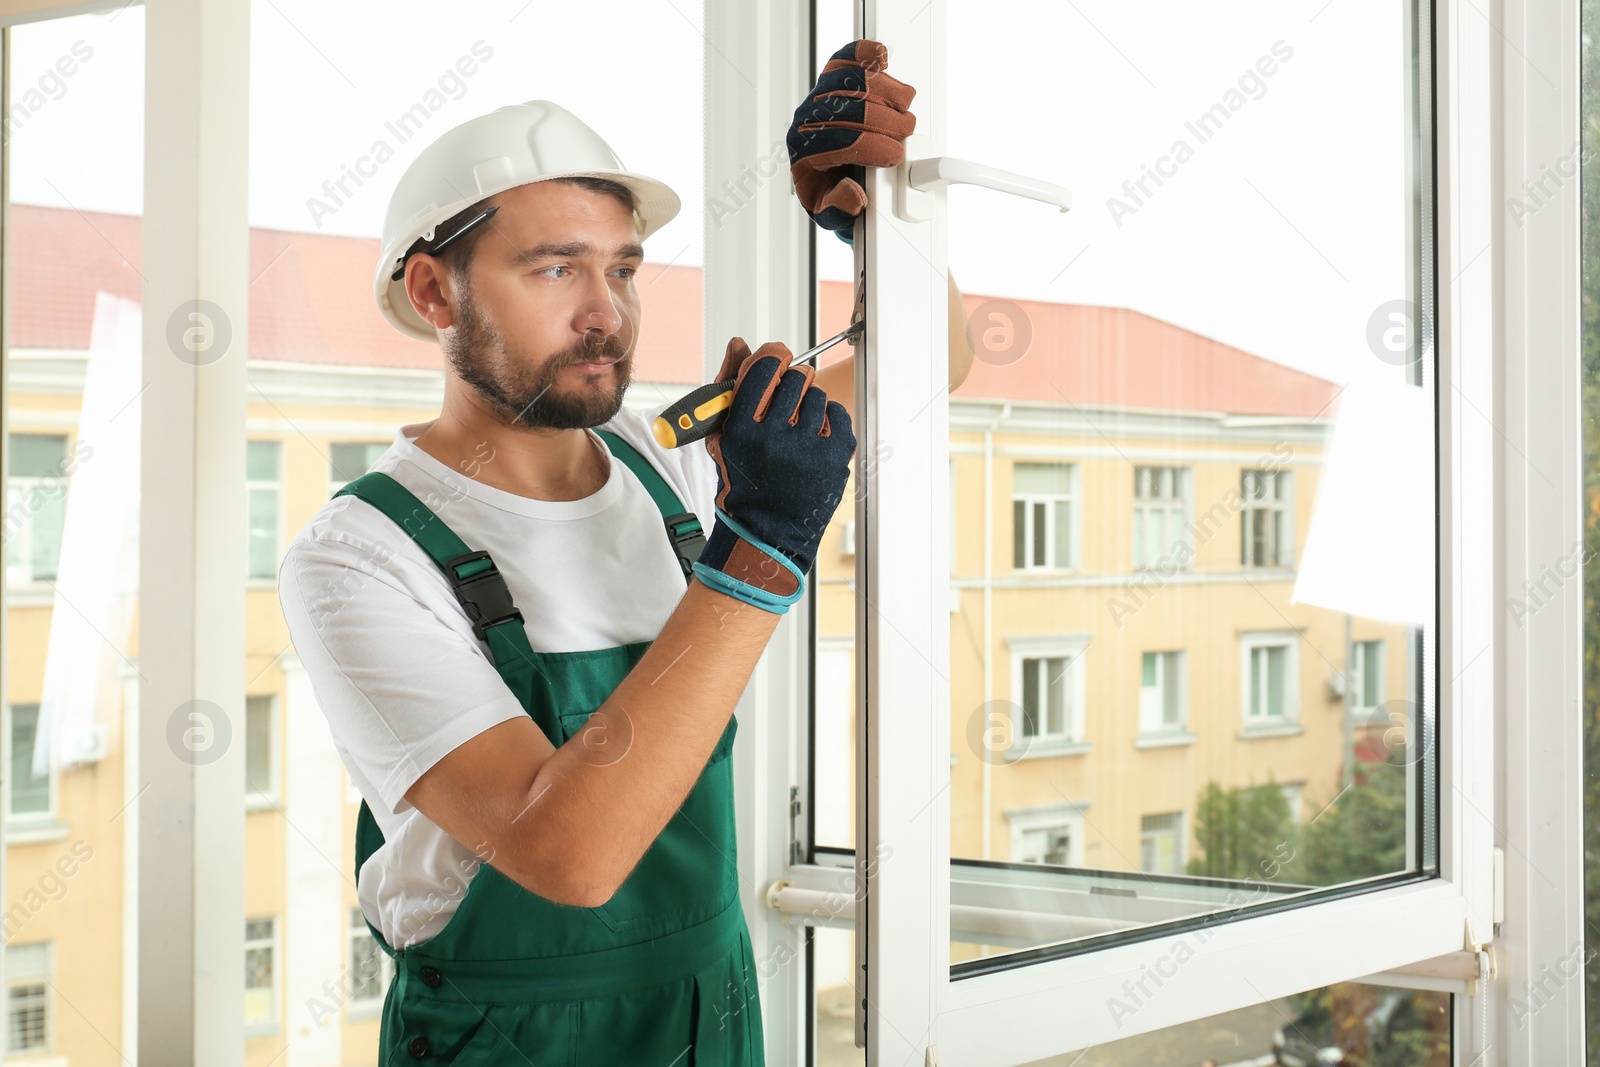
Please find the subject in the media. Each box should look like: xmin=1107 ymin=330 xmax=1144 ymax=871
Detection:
xmin=405 ymin=254 xmax=456 ymax=331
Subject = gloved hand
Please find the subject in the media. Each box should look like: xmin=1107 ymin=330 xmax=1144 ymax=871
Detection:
xmin=787 ymin=39 xmax=918 ymax=245
xmin=694 ymin=337 xmax=856 ymax=614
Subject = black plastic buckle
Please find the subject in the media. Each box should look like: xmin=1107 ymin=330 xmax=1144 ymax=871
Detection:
xmin=443 ymin=549 xmax=525 ymax=642
xmin=664 ymin=512 xmax=706 ymax=584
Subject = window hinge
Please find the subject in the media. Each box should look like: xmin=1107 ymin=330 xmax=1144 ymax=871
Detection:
xmin=788 ymin=786 xmax=804 ymax=866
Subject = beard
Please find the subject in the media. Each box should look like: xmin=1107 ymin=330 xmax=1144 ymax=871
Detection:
xmin=441 ymin=281 xmax=635 ymax=431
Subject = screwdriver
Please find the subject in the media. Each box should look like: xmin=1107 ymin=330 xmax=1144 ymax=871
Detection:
xmin=652 ymin=321 xmax=865 ymax=449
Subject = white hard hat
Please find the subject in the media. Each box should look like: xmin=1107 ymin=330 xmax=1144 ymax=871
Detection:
xmin=375 ymin=100 xmax=681 ymax=343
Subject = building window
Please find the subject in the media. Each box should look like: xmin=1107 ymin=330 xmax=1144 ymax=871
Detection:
xmin=247 ymin=440 xmax=282 ymax=581
xmin=1133 ymin=466 xmax=1191 ymax=569
xmin=1241 ymin=469 xmax=1294 ymax=567
xmin=245 ymin=917 xmax=277 ymax=1032
xmin=1241 ymin=632 xmax=1300 ymax=727
xmin=5 ymin=704 xmax=50 ymax=821
xmin=6 ymin=941 xmax=49 ymax=1054
xmin=349 ymin=907 xmax=392 ymax=1013
xmin=1282 ymin=782 xmax=1305 ymax=823
xmin=1138 ymin=651 xmax=1187 ymax=734
xmin=245 ymin=694 xmax=276 ymax=806
xmin=1140 ymin=812 xmax=1185 ymax=875
xmin=1008 ymin=636 xmax=1090 ymax=748
xmin=328 ymin=440 xmax=389 ymax=497
xmin=1351 ymin=639 xmax=1385 ymax=712
xmin=1006 ymin=802 xmax=1088 ymax=867
xmin=1012 ymin=462 xmax=1076 ymax=571
xmin=4 ymin=434 xmax=71 ymax=585
xmin=1019 ymin=825 xmax=1073 ymax=866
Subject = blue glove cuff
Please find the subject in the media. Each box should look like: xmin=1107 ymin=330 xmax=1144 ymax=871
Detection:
xmin=691 ymin=508 xmax=808 ymax=615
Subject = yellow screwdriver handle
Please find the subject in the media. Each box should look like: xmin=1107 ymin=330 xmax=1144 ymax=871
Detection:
xmin=652 ymin=380 xmax=736 ymax=449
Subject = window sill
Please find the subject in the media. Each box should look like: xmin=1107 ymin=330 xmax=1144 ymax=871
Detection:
xmin=245 ymin=794 xmax=280 ymax=814
xmin=4 ymin=584 xmax=55 ymax=608
xmin=1014 ymin=738 xmax=1092 ymax=760
xmin=5 ymin=819 xmax=70 ymax=845
xmin=245 ymin=1021 xmax=280 ymax=1039
xmin=1237 ymin=721 xmax=1303 ymax=740
xmin=1134 ymin=730 xmax=1196 ymax=749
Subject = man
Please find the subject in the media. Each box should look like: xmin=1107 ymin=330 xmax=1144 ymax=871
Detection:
xmin=278 ymin=40 xmax=972 ymax=1064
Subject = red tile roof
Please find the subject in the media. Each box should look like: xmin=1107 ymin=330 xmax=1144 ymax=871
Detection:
xmin=14 ymin=204 xmax=1337 ymax=418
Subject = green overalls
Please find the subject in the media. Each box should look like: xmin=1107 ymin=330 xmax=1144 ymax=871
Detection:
xmin=332 ymin=429 xmax=765 ymax=1066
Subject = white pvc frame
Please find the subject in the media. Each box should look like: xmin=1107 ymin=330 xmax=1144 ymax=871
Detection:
xmin=844 ymin=0 xmax=1519 ymax=1061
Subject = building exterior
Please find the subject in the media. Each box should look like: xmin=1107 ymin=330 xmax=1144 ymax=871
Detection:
xmin=2 ymin=204 xmax=1404 ymax=1063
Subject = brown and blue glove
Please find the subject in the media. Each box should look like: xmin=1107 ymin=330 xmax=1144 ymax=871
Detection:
xmin=787 ymin=39 xmax=918 ymax=245
xmin=694 ymin=337 xmax=856 ymax=613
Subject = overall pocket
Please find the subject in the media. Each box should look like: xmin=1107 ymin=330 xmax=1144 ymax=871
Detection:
xmin=556 ymin=710 xmax=741 ymax=936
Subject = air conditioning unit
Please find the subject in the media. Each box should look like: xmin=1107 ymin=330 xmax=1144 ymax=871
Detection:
xmin=63 ymin=724 xmax=107 ymax=766
xmin=840 ymin=519 xmax=856 ymax=557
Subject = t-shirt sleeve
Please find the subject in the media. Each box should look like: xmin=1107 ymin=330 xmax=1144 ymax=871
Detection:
xmin=277 ymin=529 xmax=529 ymax=815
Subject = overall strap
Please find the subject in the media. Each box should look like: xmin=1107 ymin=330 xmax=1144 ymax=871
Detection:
xmin=332 ymin=472 xmax=539 ymax=673
xmin=593 ymin=428 xmax=703 ymax=585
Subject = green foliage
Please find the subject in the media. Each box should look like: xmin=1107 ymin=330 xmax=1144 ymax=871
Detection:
xmin=1185 ymin=779 xmax=1298 ymax=880
xmin=1303 ymin=757 xmax=1409 ymax=887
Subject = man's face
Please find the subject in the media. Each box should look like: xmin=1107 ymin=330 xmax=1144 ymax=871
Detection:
xmin=431 ymin=180 xmax=644 ymax=431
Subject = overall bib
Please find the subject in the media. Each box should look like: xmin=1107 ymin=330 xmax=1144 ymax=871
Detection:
xmin=332 ymin=429 xmax=764 ymax=1066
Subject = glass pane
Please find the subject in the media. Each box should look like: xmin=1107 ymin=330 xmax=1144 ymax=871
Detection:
xmin=245 ymin=696 xmax=272 ymax=797
xmin=943 ymin=0 xmax=1435 ymax=970
xmin=1042 ymin=981 xmax=1449 ymax=1066
xmin=1045 ymin=658 xmax=1064 ymax=735
xmin=5 ymin=8 xmax=144 ymax=1062
xmin=1032 ymin=501 xmax=1047 ymax=566
xmin=1053 ymin=499 xmax=1071 ymax=569
xmin=1012 ymin=498 xmax=1027 ymax=568
xmin=7 ymin=705 xmax=48 ymax=816
xmin=810 ymin=923 xmax=863 ymax=1066
xmin=1021 ymin=658 xmax=1041 ymax=737
xmin=1015 ymin=461 xmax=1074 ymax=494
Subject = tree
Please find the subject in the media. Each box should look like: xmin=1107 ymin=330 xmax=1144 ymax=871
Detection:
xmin=1186 ymin=779 xmax=1298 ymax=881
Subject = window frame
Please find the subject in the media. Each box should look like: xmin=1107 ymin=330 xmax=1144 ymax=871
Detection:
xmin=347 ymin=906 xmax=392 ymax=1019
xmin=1132 ymin=465 xmax=1192 ymax=571
xmin=243 ymin=915 xmax=278 ymax=1036
xmin=245 ymin=438 xmax=282 ymax=583
xmin=1138 ymin=812 xmax=1187 ymax=876
xmin=1239 ymin=467 xmax=1295 ymax=568
xmin=4 ymin=940 xmax=52 ymax=1055
xmin=1137 ymin=650 xmax=1188 ymax=738
xmin=3 ymin=703 xmax=54 ymax=827
xmin=841 ymin=0 xmax=1498 ymax=1059
xmin=243 ymin=693 xmax=278 ymax=811
xmin=1239 ymin=630 xmax=1302 ymax=732
xmin=1006 ymin=803 xmax=1086 ymax=868
xmin=3 ymin=432 xmax=71 ymax=586
xmin=1350 ymin=638 xmax=1386 ymax=716
xmin=1010 ymin=461 xmax=1077 ymax=573
xmin=1005 ymin=634 xmax=1090 ymax=754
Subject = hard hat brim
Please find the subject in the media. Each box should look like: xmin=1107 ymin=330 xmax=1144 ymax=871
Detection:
xmin=375 ymin=169 xmax=681 ymax=345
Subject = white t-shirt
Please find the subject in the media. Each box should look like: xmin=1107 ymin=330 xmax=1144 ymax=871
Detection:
xmin=276 ymin=401 xmax=720 ymax=949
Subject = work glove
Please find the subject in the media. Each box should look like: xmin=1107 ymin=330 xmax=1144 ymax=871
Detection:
xmin=787 ymin=39 xmax=918 ymax=245
xmin=694 ymin=337 xmax=856 ymax=614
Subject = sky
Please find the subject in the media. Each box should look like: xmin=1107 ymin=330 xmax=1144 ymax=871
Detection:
xmin=10 ymin=0 xmax=1420 ymax=386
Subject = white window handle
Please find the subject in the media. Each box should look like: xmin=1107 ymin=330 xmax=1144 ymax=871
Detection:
xmin=894 ymin=155 xmax=1073 ymax=223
